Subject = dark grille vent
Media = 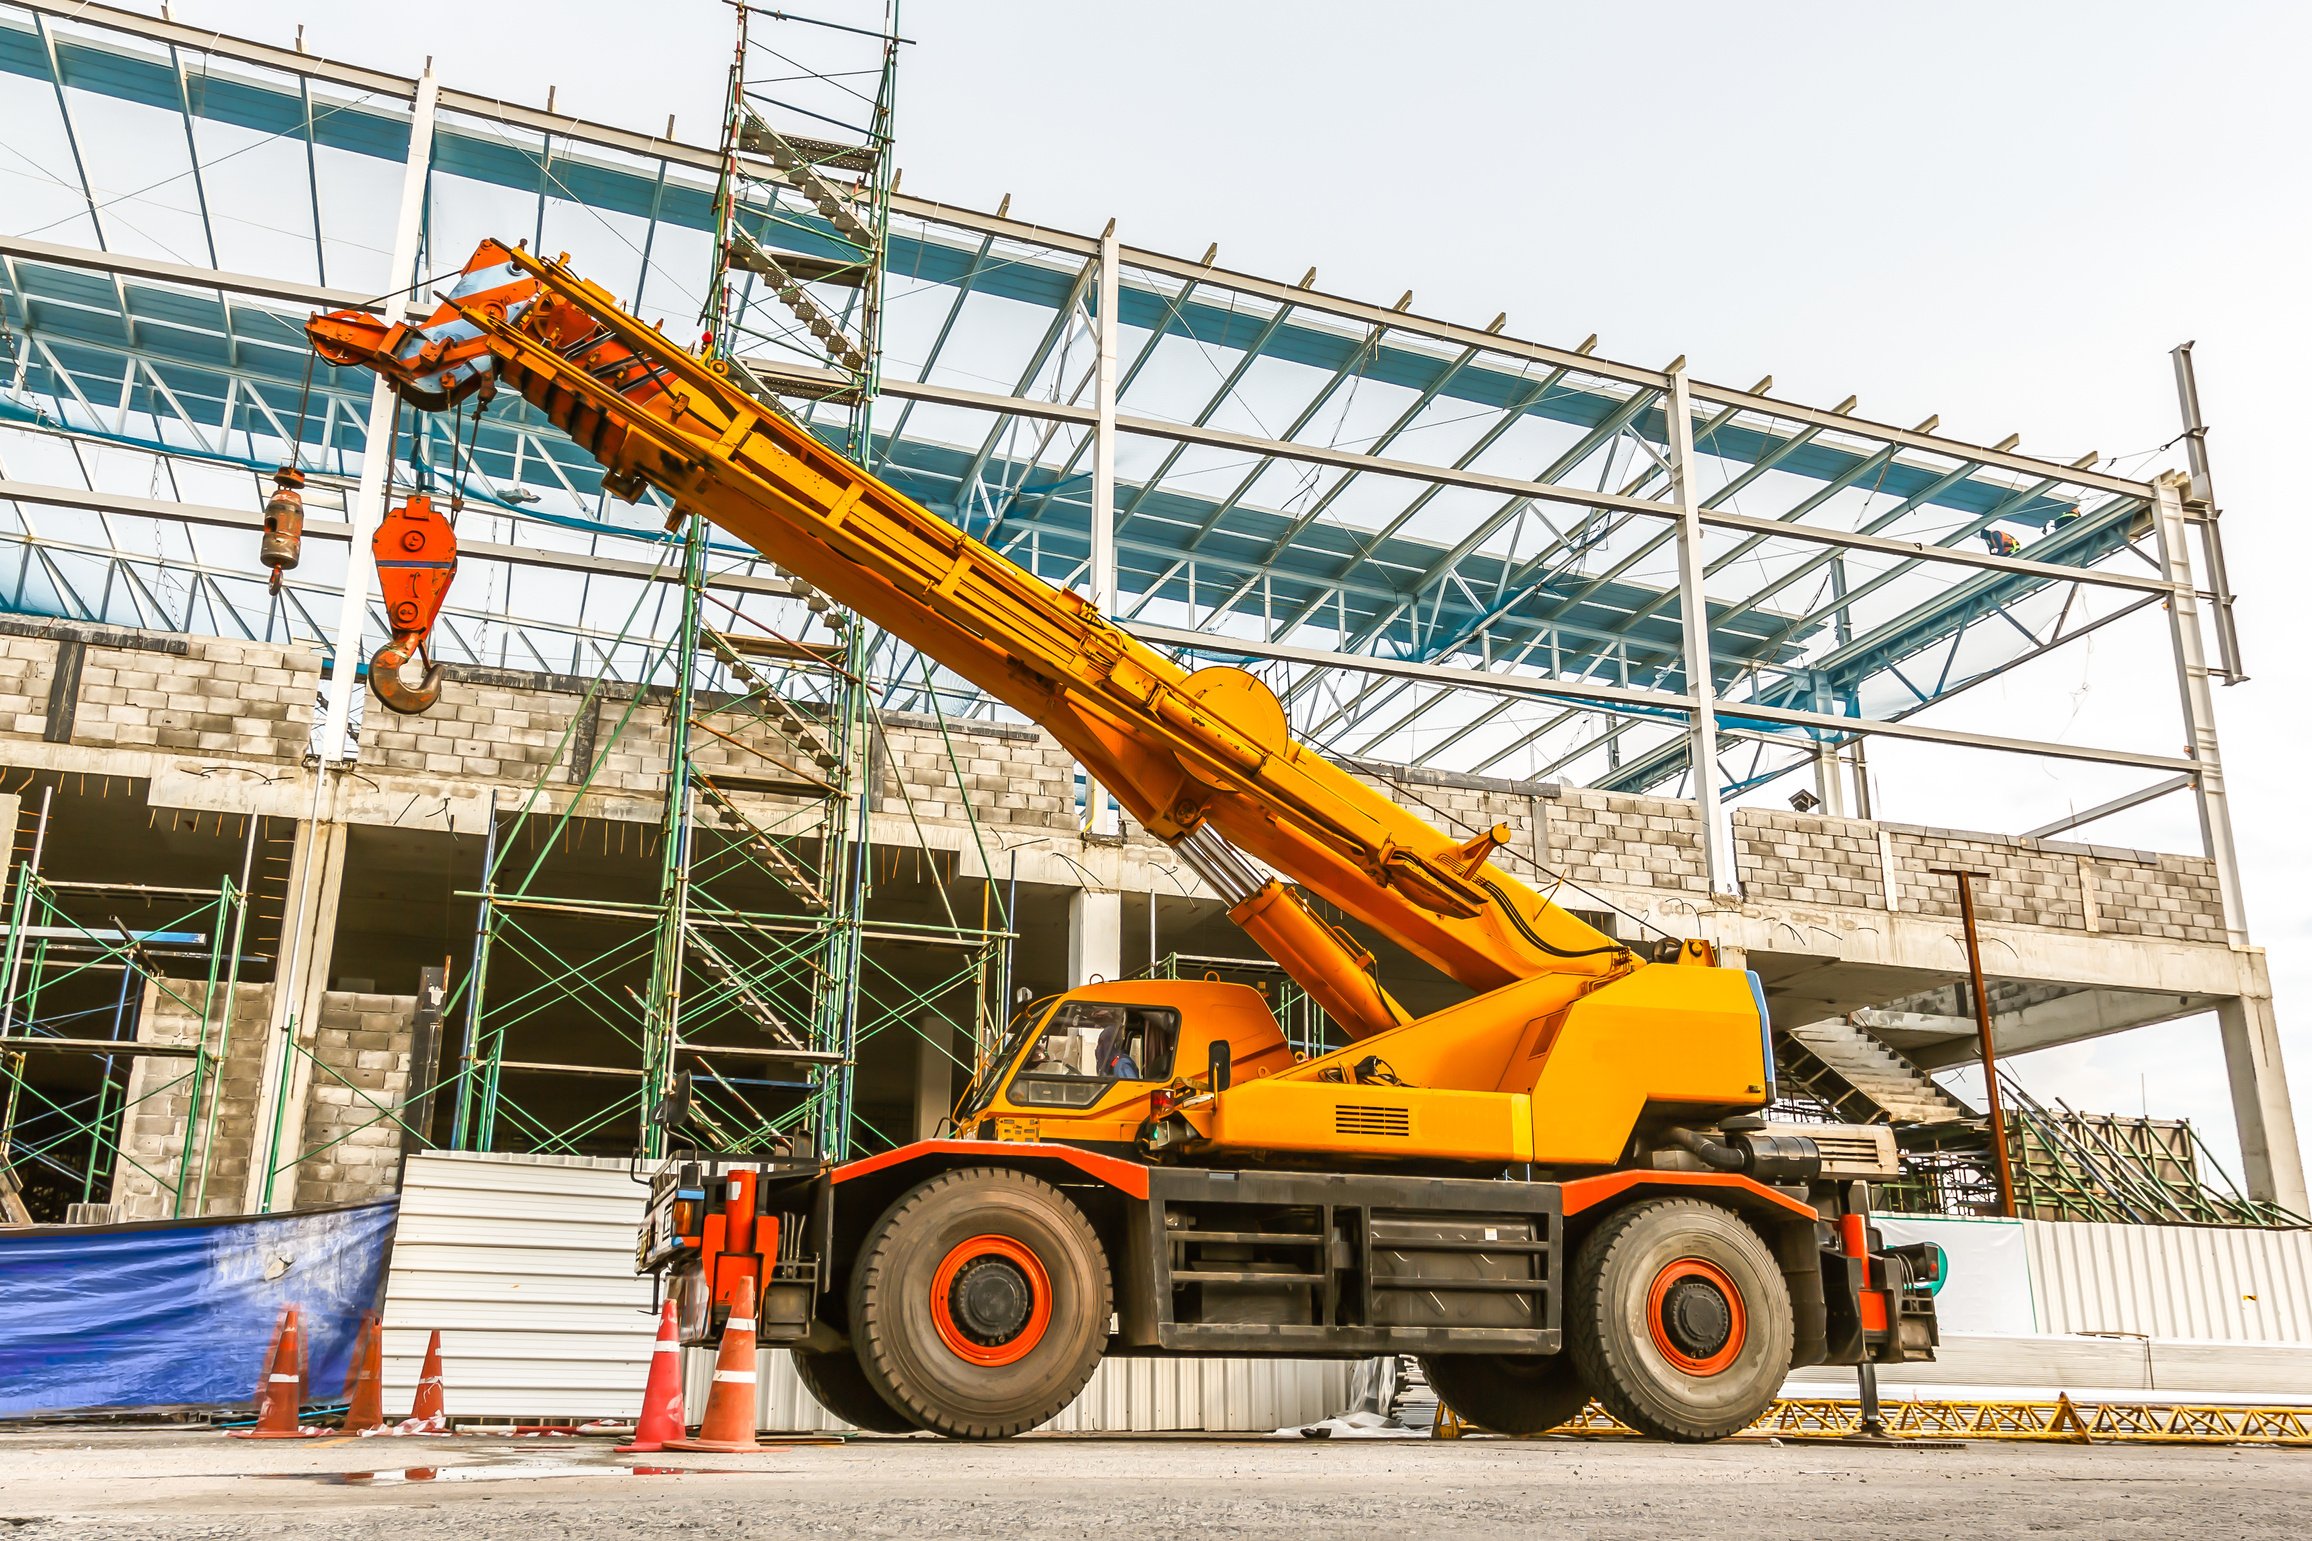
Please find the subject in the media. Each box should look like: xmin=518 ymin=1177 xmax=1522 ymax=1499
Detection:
xmin=1336 ymin=1105 xmax=1411 ymax=1138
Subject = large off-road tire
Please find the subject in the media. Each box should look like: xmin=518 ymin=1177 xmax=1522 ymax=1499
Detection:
xmin=848 ymin=1166 xmax=1112 ymax=1439
xmin=790 ymin=1346 xmax=920 ymax=1434
xmin=1566 ymin=1198 xmax=1793 ymax=1443
xmin=1419 ymin=1353 xmax=1592 ymax=1436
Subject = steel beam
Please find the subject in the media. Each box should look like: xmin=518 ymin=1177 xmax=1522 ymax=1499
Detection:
xmin=2022 ymin=774 xmax=2194 ymax=840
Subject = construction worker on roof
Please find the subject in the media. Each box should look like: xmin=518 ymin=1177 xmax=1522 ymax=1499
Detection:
xmin=1981 ymin=527 xmax=2022 ymax=557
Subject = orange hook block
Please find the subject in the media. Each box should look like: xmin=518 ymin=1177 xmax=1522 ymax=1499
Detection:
xmin=369 ymin=493 xmax=457 ymax=715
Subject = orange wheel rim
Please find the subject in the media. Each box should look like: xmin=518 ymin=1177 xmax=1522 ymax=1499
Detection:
xmin=930 ymin=1234 xmax=1052 ymax=1367
xmin=1646 ymin=1257 xmax=1746 ymax=1377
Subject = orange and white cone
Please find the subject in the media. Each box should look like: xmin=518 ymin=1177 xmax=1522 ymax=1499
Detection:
xmin=343 ymin=1313 xmax=385 ymax=1434
xmin=666 ymin=1280 xmax=764 ymax=1453
xmin=229 ymin=1305 xmax=320 ymax=1439
xmin=393 ymin=1329 xmax=450 ymax=1435
xmin=617 ymin=1299 xmax=688 ymax=1453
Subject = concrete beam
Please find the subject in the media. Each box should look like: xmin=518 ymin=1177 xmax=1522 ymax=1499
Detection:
xmin=1865 ymin=989 xmax=2228 ymax=1072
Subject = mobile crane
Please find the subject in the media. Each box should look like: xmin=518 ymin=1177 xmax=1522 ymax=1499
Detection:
xmin=305 ymin=239 xmax=1940 ymax=1442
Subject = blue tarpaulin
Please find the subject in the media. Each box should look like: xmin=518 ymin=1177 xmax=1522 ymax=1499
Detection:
xmin=0 ymin=1198 xmax=398 ymax=1418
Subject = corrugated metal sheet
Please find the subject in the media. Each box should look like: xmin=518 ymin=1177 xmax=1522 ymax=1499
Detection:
xmin=390 ymin=1150 xmax=1346 ymax=1428
xmin=687 ymin=1346 xmax=1353 ymax=1434
xmin=381 ymin=1151 xmax=657 ymax=1419
xmin=2024 ymin=1219 xmax=2312 ymax=1343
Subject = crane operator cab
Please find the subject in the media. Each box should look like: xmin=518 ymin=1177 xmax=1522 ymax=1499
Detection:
xmin=956 ymin=980 xmax=1295 ymax=1153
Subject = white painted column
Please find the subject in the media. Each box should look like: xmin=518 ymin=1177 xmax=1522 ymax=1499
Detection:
xmin=319 ymin=69 xmax=438 ymax=762
xmin=2151 ymin=474 xmax=2249 ymax=946
xmin=1079 ymin=222 xmax=1120 ymax=837
xmin=911 ymin=1012 xmax=956 ymax=1140
xmin=1066 ymin=889 xmax=1122 ymax=988
xmin=1666 ymin=367 xmax=1737 ymax=897
xmin=241 ymin=789 xmax=350 ymax=1212
xmin=2217 ymin=976 xmax=2308 ymax=1215
xmin=2150 ymin=473 xmax=2300 ymax=1208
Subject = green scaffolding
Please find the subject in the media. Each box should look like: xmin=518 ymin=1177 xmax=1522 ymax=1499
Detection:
xmin=421 ymin=2 xmax=1005 ymax=1166
xmin=0 ymin=785 xmax=256 ymax=1218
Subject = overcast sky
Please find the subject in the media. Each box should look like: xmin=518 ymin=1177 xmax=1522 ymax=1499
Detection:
xmin=154 ymin=0 xmax=2311 ymax=1180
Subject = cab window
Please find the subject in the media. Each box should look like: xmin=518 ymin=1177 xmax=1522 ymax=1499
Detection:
xmin=1009 ymin=1001 xmax=1181 ymax=1109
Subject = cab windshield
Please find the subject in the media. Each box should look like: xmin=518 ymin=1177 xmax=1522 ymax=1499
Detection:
xmin=1006 ymin=1000 xmax=1181 ymax=1110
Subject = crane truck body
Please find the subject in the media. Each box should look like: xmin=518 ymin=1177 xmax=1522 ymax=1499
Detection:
xmin=305 ymin=239 xmax=1941 ymax=1442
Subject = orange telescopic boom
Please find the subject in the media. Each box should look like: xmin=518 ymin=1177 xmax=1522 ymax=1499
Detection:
xmin=305 ymin=239 xmax=1643 ymax=1036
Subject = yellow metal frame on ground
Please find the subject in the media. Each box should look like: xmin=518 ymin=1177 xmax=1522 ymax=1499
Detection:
xmin=1433 ymin=1395 xmax=2312 ymax=1446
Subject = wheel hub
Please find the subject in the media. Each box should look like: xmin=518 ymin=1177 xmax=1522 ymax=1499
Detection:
xmin=1644 ymin=1256 xmax=1748 ymax=1377
xmin=929 ymin=1234 xmax=1054 ymax=1368
xmin=1659 ymin=1276 xmax=1733 ymax=1359
xmin=949 ymin=1256 xmax=1033 ymax=1344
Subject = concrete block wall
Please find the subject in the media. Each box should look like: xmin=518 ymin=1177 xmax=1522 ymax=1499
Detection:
xmin=0 ymin=632 xmax=55 ymax=736
xmin=294 ymin=991 xmax=417 ymax=1207
xmin=355 ymin=667 xmax=847 ymax=807
xmin=109 ymin=981 xmax=274 ymax=1220
xmin=106 ymin=984 xmax=414 ymax=1216
xmin=360 ymin=672 xmax=590 ymax=784
xmin=1731 ymin=807 xmax=2225 ymax=942
xmin=1887 ymin=826 xmax=2089 ymax=930
xmin=2079 ymin=851 xmax=2226 ymax=942
xmin=1735 ymin=809 xmax=1886 ymax=909
xmin=75 ymin=636 xmax=319 ymax=760
xmin=875 ymin=715 xmax=1074 ymax=828
xmin=1541 ymin=788 xmax=1710 ymax=893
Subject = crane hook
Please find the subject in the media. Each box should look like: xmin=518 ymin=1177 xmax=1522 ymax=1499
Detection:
xmin=365 ymin=492 xmax=458 ymax=715
xmin=370 ymin=636 xmax=444 ymax=715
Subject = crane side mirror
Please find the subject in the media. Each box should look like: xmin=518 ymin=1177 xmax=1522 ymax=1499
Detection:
xmin=1207 ymin=1039 xmax=1232 ymax=1093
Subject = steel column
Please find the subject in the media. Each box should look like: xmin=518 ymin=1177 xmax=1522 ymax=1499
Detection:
xmin=1082 ymin=223 xmax=1120 ymax=837
xmin=318 ymin=68 xmax=438 ymax=762
xmin=2150 ymin=476 xmax=2247 ymax=945
xmin=1666 ymin=369 xmax=1735 ymax=896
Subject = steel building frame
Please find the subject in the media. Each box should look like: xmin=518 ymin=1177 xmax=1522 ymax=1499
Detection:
xmin=0 ymin=1 xmax=2263 ymax=1192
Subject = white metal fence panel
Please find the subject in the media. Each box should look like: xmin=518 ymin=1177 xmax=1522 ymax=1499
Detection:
xmin=389 ymin=1151 xmax=1347 ymax=1428
xmin=380 ymin=1151 xmax=657 ymax=1419
xmin=694 ymin=1343 xmax=1350 ymax=1433
xmin=2023 ymin=1219 xmax=2312 ymax=1343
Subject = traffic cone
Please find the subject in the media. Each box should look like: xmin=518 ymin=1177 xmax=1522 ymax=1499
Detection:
xmin=617 ymin=1299 xmax=687 ymax=1453
xmin=229 ymin=1305 xmax=319 ymax=1439
xmin=666 ymin=1280 xmax=763 ymax=1453
xmin=399 ymin=1329 xmax=449 ymax=1435
xmin=343 ymin=1313 xmax=385 ymax=1434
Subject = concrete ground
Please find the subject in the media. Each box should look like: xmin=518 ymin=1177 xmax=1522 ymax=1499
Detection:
xmin=1 ymin=1427 xmax=2306 ymax=1538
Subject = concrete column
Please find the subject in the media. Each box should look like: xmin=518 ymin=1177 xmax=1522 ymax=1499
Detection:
xmin=1665 ymin=367 xmax=1737 ymax=897
xmin=2216 ymin=970 xmax=2308 ymax=1215
xmin=241 ymin=799 xmax=350 ymax=1212
xmin=1067 ymin=888 xmax=1121 ymax=988
xmin=912 ymin=1012 xmax=956 ymax=1140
